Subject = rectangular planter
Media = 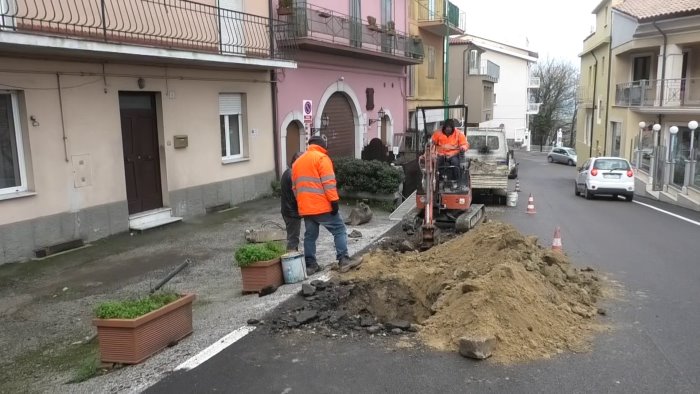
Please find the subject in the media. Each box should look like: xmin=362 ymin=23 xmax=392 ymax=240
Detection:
xmin=240 ymin=258 xmax=284 ymax=293
xmin=93 ymin=293 xmax=195 ymax=364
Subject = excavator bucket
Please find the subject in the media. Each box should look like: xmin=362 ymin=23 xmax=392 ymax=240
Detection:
xmin=454 ymin=204 xmax=486 ymax=233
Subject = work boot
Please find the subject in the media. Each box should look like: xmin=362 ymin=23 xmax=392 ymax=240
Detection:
xmin=306 ymin=263 xmax=322 ymax=277
xmin=338 ymin=256 xmax=362 ymax=273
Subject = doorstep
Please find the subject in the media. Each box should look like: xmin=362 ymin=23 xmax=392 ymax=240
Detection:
xmin=129 ymin=207 xmax=183 ymax=231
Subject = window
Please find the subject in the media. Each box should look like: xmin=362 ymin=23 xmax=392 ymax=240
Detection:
xmin=585 ymin=109 xmax=593 ymax=144
xmin=468 ymin=49 xmax=479 ymax=75
xmin=602 ymin=56 xmax=605 ymax=76
xmin=427 ymin=46 xmax=436 ymax=79
xmin=219 ymin=93 xmax=245 ymax=160
xmin=469 ymin=135 xmax=500 ymax=151
xmin=633 ymin=56 xmax=651 ymax=82
xmin=407 ymin=65 xmax=415 ymax=97
xmin=0 ymin=92 xmax=27 ymax=195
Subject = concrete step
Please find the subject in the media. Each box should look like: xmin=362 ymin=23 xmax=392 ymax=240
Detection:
xmin=129 ymin=208 xmax=182 ymax=231
xmin=389 ymin=191 xmax=417 ymax=221
xmin=129 ymin=216 xmax=183 ymax=232
xmin=659 ymin=190 xmax=678 ymax=203
xmin=677 ymin=193 xmax=700 ymax=212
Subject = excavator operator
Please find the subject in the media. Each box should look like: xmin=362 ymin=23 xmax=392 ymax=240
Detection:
xmin=432 ymin=118 xmax=469 ymax=183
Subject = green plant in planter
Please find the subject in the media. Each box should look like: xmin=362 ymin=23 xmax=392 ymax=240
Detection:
xmin=235 ymin=242 xmax=286 ymax=267
xmin=94 ymin=292 xmax=180 ymax=319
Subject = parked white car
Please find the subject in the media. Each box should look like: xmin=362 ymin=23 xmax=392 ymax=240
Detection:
xmin=574 ymin=157 xmax=635 ymax=201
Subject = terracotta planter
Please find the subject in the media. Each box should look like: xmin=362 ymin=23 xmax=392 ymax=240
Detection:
xmin=240 ymin=258 xmax=284 ymax=293
xmin=93 ymin=293 xmax=195 ymax=364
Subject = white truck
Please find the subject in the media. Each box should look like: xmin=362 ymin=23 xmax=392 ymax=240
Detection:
xmin=464 ymin=127 xmax=517 ymax=203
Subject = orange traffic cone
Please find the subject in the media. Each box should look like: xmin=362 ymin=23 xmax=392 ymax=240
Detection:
xmin=552 ymin=226 xmax=563 ymax=252
xmin=526 ymin=193 xmax=536 ymax=214
xmin=515 ymin=179 xmax=521 ymax=193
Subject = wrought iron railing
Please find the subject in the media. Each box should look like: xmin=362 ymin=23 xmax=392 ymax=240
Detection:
xmin=0 ymin=0 xmax=295 ymax=60
xmin=615 ymin=78 xmax=700 ymax=107
xmin=415 ymin=0 xmax=466 ymax=31
xmin=528 ymin=76 xmax=540 ymax=89
xmin=526 ymin=102 xmax=541 ymax=114
xmin=282 ymin=2 xmax=423 ymax=61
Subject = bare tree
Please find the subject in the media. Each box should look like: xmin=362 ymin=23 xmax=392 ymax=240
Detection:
xmin=530 ymin=58 xmax=579 ymax=149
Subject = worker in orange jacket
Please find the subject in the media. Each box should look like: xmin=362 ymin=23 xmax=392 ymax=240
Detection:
xmin=292 ymin=136 xmax=361 ymax=275
xmin=432 ymin=118 xmax=469 ymax=182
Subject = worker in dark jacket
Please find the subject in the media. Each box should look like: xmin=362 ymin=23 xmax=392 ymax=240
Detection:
xmin=280 ymin=152 xmax=303 ymax=251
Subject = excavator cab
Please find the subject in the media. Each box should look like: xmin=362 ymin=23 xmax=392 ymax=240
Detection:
xmin=406 ymin=105 xmax=485 ymax=249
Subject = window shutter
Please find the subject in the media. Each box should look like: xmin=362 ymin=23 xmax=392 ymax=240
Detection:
xmin=219 ymin=94 xmax=242 ymax=115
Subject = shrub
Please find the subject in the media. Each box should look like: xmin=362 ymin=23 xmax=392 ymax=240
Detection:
xmin=234 ymin=242 xmax=285 ymax=267
xmin=94 ymin=292 xmax=180 ymax=319
xmin=334 ymin=158 xmax=404 ymax=195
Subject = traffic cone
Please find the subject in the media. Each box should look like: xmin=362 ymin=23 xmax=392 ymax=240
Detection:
xmin=515 ymin=179 xmax=521 ymax=193
xmin=526 ymin=193 xmax=536 ymax=214
xmin=552 ymin=226 xmax=563 ymax=252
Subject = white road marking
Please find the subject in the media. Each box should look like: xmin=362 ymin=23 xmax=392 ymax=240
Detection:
xmin=175 ymin=326 xmax=256 ymax=371
xmin=174 ymin=273 xmax=332 ymax=372
xmin=633 ymin=200 xmax=700 ymax=227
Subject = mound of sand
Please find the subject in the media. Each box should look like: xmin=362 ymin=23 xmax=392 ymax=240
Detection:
xmin=342 ymin=221 xmax=606 ymax=363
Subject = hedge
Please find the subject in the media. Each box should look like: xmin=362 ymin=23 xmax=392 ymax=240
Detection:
xmin=334 ymin=158 xmax=404 ymax=195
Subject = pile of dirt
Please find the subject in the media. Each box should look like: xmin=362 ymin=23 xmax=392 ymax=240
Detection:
xmin=469 ymin=159 xmax=509 ymax=174
xmin=265 ymin=222 xmax=607 ymax=363
xmin=341 ymin=221 xmax=606 ymax=363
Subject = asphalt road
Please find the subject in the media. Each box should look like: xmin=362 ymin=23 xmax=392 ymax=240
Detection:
xmin=148 ymin=151 xmax=700 ymax=394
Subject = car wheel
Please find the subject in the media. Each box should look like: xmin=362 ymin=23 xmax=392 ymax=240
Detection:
xmin=548 ymin=156 xmax=553 ymax=163
xmin=626 ymin=193 xmax=634 ymax=202
xmin=574 ymin=182 xmax=580 ymax=196
xmin=508 ymin=166 xmax=518 ymax=179
xmin=584 ymin=187 xmax=593 ymax=200
xmin=568 ymin=159 xmax=574 ymax=166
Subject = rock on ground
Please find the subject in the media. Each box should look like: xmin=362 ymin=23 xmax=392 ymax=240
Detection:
xmin=459 ymin=335 xmax=497 ymax=360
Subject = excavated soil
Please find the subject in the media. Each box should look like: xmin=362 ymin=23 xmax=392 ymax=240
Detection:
xmin=268 ymin=221 xmax=608 ymax=363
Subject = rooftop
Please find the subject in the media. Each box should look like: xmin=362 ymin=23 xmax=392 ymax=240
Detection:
xmin=614 ymin=0 xmax=700 ymax=21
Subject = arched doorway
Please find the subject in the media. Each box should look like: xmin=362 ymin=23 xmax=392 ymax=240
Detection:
xmin=321 ymin=92 xmax=355 ymax=158
xmin=285 ymin=120 xmax=302 ymax=167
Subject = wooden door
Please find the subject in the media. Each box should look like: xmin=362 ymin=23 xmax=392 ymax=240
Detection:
xmin=286 ymin=121 xmax=301 ymax=166
xmin=322 ymin=92 xmax=355 ymax=158
xmin=119 ymin=93 xmax=162 ymax=214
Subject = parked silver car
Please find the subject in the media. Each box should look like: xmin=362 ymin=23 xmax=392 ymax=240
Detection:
xmin=548 ymin=147 xmax=577 ymax=166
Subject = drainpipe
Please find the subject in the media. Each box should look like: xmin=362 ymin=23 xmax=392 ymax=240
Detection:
xmin=589 ymin=52 xmax=598 ymax=159
xmin=269 ymin=0 xmax=281 ymax=179
xmin=462 ymin=46 xmax=469 ymax=123
xmin=602 ymin=13 xmax=613 ymax=155
xmin=653 ymin=21 xmax=667 ymax=107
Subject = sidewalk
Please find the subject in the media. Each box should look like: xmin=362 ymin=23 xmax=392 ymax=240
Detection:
xmin=0 ymin=197 xmax=396 ymax=393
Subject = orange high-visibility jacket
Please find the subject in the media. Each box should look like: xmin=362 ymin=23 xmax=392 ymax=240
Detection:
xmin=432 ymin=128 xmax=469 ymax=157
xmin=291 ymin=144 xmax=339 ymax=216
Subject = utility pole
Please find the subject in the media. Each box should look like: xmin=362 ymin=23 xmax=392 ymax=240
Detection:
xmin=443 ymin=0 xmax=449 ymax=120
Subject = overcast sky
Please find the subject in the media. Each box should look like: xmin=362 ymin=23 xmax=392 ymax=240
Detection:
xmin=454 ymin=0 xmax=601 ymax=66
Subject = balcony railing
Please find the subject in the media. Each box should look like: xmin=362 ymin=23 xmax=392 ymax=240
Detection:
xmin=415 ymin=0 xmax=466 ymax=33
xmin=282 ymin=2 xmax=423 ymax=62
xmin=526 ymin=102 xmax=541 ymax=114
xmin=615 ymin=78 xmax=700 ymax=108
xmin=468 ymin=60 xmax=499 ymax=82
xmin=528 ymin=76 xmax=540 ymax=89
xmin=0 ymin=0 xmax=295 ymax=60
xmin=577 ymin=83 xmax=593 ymax=104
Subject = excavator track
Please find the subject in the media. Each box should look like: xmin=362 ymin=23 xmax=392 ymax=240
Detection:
xmin=454 ymin=204 xmax=486 ymax=233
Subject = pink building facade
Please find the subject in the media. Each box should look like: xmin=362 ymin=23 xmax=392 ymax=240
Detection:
xmin=274 ymin=0 xmax=422 ymax=167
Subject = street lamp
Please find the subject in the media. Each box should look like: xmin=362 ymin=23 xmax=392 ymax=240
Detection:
xmin=637 ymin=121 xmax=646 ymax=168
xmin=368 ymin=108 xmax=386 ymax=126
xmin=650 ymin=124 xmax=661 ymax=189
xmin=686 ymin=120 xmax=698 ymax=191
xmin=667 ymin=125 xmax=679 ymax=187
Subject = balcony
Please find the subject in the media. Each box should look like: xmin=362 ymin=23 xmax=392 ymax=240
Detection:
xmin=577 ymin=83 xmax=593 ymax=105
xmin=615 ymin=79 xmax=700 ymax=111
xmin=415 ymin=0 xmax=466 ymax=36
xmin=468 ymin=60 xmax=500 ymax=83
xmin=526 ymin=102 xmax=541 ymax=114
xmin=279 ymin=2 xmax=422 ymax=65
xmin=0 ymin=0 xmax=295 ymax=67
xmin=528 ymin=76 xmax=540 ymax=89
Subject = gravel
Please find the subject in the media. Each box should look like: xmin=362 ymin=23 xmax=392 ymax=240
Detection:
xmin=0 ymin=197 xmax=396 ymax=393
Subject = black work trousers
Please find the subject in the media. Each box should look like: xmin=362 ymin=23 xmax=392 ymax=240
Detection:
xmin=437 ymin=154 xmax=460 ymax=181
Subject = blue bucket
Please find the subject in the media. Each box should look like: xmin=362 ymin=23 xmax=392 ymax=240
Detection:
xmin=281 ymin=252 xmax=306 ymax=284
